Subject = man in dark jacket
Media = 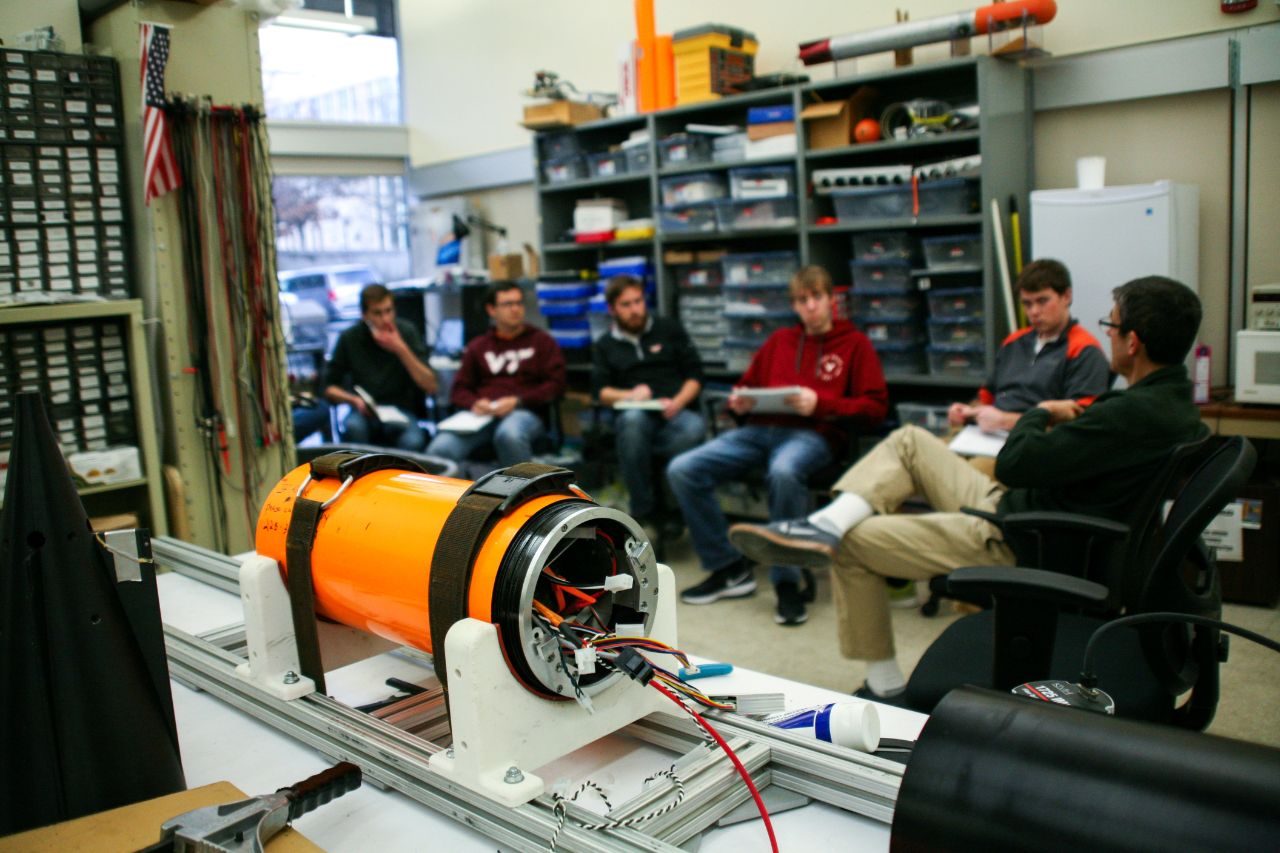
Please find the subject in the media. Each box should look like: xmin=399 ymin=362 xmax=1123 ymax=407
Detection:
xmin=669 ymin=265 xmax=889 ymax=626
xmin=729 ymin=276 xmax=1204 ymax=698
xmin=593 ymin=275 xmax=705 ymax=528
xmin=324 ymin=284 xmax=437 ymax=450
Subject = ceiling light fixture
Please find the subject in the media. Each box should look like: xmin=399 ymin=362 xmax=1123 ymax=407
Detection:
xmin=267 ymin=8 xmax=377 ymax=35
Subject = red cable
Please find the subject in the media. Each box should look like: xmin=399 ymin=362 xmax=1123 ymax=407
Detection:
xmin=651 ymin=681 xmax=778 ymax=852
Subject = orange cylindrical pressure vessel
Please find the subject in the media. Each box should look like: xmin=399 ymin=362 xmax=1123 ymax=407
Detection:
xmin=257 ymin=464 xmax=574 ymax=652
xmin=256 ymin=462 xmax=657 ymax=699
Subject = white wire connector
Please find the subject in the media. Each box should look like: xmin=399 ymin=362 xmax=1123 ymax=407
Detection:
xmin=603 ymin=574 xmax=634 ymax=593
xmin=574 ymin=646 xmax=598 ymax=676
xmin=614 ymin=622 xmax=646 ymax=638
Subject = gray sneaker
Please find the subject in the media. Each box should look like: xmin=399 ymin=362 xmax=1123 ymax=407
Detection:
xmin=729 ymin=519 xmax=839 ymax=569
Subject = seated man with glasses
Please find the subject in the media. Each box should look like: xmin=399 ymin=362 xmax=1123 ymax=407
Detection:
xmin=729 ymin=276 xmax=1205 ymax=700
xmin=427 ymin=280 xmax=566 ymax=467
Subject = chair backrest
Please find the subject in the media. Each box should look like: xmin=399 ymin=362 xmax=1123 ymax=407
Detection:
xmin=1111 ymin=426 xmax=1213 ymax=609
xmin=1131 ymin=435 xmax=1256 ymax=727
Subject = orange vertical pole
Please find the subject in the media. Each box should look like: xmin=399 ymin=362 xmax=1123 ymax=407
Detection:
xmin=655 ymin=34 xmax=675 ymax=110
xmin=634 ymin=0 xmax=657 ymax=112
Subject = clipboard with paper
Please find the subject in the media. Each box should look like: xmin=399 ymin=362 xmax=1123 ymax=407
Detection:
xmin=734 ymin=386 xmax=806 ymax=415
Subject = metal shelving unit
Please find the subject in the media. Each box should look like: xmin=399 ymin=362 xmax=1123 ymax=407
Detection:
xmin=0 ymin=299 xmax=167 ymax=533
xmin=532 ymin=55 xmax=1031 ymax=401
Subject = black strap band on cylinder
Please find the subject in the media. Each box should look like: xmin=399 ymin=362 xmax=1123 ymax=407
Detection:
xmin=428 ymin=463 xmax=575 ymax=694
xmin=284 ymin=451 xmax=428 ymax=694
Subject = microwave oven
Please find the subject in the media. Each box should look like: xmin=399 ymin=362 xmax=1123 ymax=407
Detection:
xmin=1235 ymin=330 xmax=1280 ymax=404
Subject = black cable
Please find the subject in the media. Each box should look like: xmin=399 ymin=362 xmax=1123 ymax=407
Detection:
xmin=1081 ymin=612 xmax=1280 ymax=689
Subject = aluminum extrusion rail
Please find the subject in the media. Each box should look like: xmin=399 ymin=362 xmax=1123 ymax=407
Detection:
xmin=163 ymin=623 xmax=677 ymax=853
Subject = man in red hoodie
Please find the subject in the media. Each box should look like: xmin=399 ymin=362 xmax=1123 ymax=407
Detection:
xmin=427 ymin=281 xmax=566 ymax=467
xmin=668 ymin=266 xmax=888 ymax=625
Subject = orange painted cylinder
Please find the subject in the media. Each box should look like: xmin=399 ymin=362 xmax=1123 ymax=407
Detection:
xmin=255 ymin=463 xmax=658 ymax=698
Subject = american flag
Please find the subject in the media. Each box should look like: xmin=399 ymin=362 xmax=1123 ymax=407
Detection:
xmin=140 ymin=23 xmax=180 ymax=204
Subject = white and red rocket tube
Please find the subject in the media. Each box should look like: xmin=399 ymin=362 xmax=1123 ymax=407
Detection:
xmin=798 ymin=0 xmax=1057 ymax=65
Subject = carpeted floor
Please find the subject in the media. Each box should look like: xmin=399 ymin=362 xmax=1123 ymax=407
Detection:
xmin=658 ymin=534 xmax=1280 ymax=749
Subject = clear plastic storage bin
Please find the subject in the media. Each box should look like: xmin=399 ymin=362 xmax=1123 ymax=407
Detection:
xmin=927 ymin=317 xmax=984 ymax=347
xmin=724 ymin=340 xmax=756 ymax=372
xmin=896 ymin=402 xmax=951 ymax=436
xmin=728 ymin=165 xmax=796 ymax=200
xmin=658 ymin=133 xmax=713 ymax=167
xmin=918 ymin=178 xmax=980 ymax=217
xmin=658 ymin=201 xmax=718 ymax=234
xmin=722 ymin=251 xmax=799 ymax=285
xmin=723 ymin=283 xmax=792 ymax=316
xmin=674 ymin=262 xmax=724 ymax=288
xmin=851 ymin=289 xmax=923 ymax=320
xmin=678 ymin=292 xmax=724 ymax=310
xmin=922 ymin=233 xmax=982 ymax=269
xmin=831 ymin=185 xmax=912 ymax=222
xmin=715 ymin=196 xmax=798 ymax=230
xmin=925 ymin=287 xmax=984 ymax=319
xmin=728 ymin=314 xmax=794 ymax=342
xmin=542 ymin=155 xmax=586 ymax=184
xmin=874 ymin=341 xmax=926 ymax=375
xmin=660 ymin=172 xmax=727 ymax=206
xmin=680 ymin=306 xmax=726 ymax=324
xmin=849 ymin=259 xmax=913 ymax=292
xmin=859 ymin=315 xmax=925 ymax=345
xmin=624 ymin=144 xmax=652 ymax=172
xmin=587 ymin=150 xmax=629 ymax=178
xmin=685 ymin=319 xmax=729 ymax=336
xmin=928 ymin=344 xmax=985 ymax=379
xmin=852 ymin=231 xmax=913 ymax=261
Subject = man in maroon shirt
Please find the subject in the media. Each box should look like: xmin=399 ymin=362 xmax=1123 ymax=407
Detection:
xmin=427 ymin=281 xmax=566 ymax=467
xmin=668 ymin=266 xmax=888 ymax=626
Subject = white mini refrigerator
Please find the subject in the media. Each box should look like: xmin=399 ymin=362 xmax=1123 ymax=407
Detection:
xmin=1030 ymin=181 xmax=1199 ymax=353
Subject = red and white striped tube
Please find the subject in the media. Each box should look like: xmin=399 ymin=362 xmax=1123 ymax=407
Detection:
xmin=798 ymin=0 xmax=1057 ymax=65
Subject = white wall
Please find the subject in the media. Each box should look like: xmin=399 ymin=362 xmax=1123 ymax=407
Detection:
xmin=0 ymin=0 xmax=82 ymax=52
xmin=400 ymin=0 xmax=1280 ymax=166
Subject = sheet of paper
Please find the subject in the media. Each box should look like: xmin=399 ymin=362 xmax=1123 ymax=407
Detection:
xmin=437 ymin=410 xmax=494 ymax=433
xmin=374 ymin=405 xmax=409 ymax=426
xmin=949 ymin=424 xmax=1008 ymax=458
xmin=734 ymin=385 xmax=806 ymax=415
xmin=613 ymin=400 xmax=666 ymax=411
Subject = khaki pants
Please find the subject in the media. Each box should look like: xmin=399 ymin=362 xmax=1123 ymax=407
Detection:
xmin=830 ymin=425 xmax=1014 ymax=660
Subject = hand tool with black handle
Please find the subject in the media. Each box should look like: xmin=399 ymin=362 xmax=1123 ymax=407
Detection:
xmin=138 ymin=761 xmax=362 ymax=853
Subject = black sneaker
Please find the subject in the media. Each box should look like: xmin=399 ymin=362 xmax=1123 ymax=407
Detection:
xmin=681 ymin=561 xmax=757 ymax=604
xmin=774 ymin=581 xmax=808 ymax=625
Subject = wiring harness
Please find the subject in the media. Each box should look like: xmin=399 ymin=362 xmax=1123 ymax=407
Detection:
xmin=165 ymin=97 xmax=292 ymax=547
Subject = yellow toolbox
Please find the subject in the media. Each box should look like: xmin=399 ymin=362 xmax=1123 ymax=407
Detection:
xmin=673 ymin=24 xmax=757 ymax=105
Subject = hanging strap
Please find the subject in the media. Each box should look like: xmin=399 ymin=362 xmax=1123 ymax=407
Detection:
xmin=427 ymin=463 xmax=575 ymax=693
xmin=285 ymin=451 xmax=427 ymax=692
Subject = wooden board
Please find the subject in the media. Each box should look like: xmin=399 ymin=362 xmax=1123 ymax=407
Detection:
xmin=0 ymin=782 xmax=322 ymax=852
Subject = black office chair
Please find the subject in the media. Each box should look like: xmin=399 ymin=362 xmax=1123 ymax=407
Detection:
xmin=920 ymin=427 xmax=1213 ymax=616
xmin=903 ymin=435 xmax=1256 ymax=729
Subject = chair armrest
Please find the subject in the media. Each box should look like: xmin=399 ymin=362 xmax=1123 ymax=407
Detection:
xmin=944 ymin=566 xmax=1109 ymax=609
xmin=960 ymin=506 xmax=1003 ymax=529
xmin=998 ymin=511 xmax=1129 ymax=540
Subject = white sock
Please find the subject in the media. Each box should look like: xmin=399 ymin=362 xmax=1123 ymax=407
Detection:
xmin=866 ymin=659 xmax=906 ymax=697
xmin=808 ymin=492 xmax=873 ymax=538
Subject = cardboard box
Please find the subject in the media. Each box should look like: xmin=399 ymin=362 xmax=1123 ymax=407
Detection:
xmin=746 ymin=120 xmax=795 ymax=141
xmin=487 ymin=253 xmax=523 ymax=281
xmin=801 ymin=87 xmax=879 ymax=150
xmin=802 ymin=100 xmax=853 ymax=150
xmin=521 ymin=100 xmax=603 ymax=130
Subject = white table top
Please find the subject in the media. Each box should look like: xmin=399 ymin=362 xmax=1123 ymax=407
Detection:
xmin=158 ymin=571 xmax=926 ymax=852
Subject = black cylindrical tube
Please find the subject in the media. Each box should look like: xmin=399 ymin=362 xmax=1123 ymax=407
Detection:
xmin=891 ymin=687 xmax=1280 ymax=852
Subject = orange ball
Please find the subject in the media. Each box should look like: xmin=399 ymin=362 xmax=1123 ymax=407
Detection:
xmin=854 ymin=118 xmax=881 ymax=143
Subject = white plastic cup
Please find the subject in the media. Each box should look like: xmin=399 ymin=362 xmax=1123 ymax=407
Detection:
xmin=761 ymin=701 xmax=881 ymax=753
xmin=1076 ymin=156 xmax=1106 ymax=189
